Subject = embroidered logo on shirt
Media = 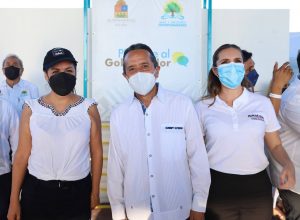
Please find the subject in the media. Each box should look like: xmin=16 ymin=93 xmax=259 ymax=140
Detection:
xmin=248 ymin=114 xmax=264 ymax=121
xmin=21 ymin=90 xmax=28 ymax=96
xmin=165 ymin=126 xmax=183 ymax=130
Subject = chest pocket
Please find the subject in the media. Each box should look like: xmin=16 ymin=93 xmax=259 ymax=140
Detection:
xmin=160 ymin=123 xmax=186 ymax=161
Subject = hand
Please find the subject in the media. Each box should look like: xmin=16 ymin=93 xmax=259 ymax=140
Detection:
xmin=7 ymin=200 xmax=21 ymax=220
xmin=273 ymin=199 xmax=286 ymax=220
xmin=90 ymin=192 xmax=100 ymax=209
xmin=189 ymin=210 xmax=205 ymax=220
xmin=271 ymin=62 xmax=293 ymax=93
xmin=279 ymin=162 xmax=295 ymax=189
xmin=91 ymin=208 xmax=101 ymax=220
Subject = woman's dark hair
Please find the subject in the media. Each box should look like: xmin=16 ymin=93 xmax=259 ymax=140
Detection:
xmin=122 ymin=43 xmax=158 ymax=74
xmin=203 ymin=44 xmax=253 ymax=105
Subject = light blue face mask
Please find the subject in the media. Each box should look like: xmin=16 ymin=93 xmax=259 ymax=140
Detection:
xmin=217 ymin=62 xmax=245 ymax=89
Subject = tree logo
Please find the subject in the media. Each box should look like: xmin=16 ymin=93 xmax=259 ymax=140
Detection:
xmin=159 ymin=0 xmax=186 ymax=27
xmin=162 ymin=0 xmax=184 ymax=20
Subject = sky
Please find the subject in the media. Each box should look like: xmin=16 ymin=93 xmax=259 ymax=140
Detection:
xmin=0 ymin=0 xmax=299 ymax=32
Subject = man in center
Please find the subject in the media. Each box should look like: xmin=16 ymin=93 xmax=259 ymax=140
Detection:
xmin=107 ymin=43 xmax=211 ymax=220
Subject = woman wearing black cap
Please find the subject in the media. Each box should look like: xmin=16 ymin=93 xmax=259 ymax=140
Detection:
xmin=7 ymin=48 xmax=103 ymax=220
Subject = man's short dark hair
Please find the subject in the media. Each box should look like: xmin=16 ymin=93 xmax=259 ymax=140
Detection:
xmin=241 ymin=50 xmax=253 ymax=62
xmin=297 ymin=50 xmax=300 ymax=72
xmin=122 ymin=43 xmax=158 ymax=74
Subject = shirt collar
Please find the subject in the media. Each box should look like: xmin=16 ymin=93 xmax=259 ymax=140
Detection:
xmin=216 ymin=88 xmax=250 ymax=109
xmin=129 ymin=83 xmax=166 ymax=105
xmin=1 ymin=79 xmax=23 ymax=88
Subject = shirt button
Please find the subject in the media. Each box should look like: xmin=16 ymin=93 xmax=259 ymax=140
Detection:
xmin=150 ymin=174 xmax=154 ymax=178
xmin=149 ymin=154 xmax=152 ymax=158
xmin=152 ymin=195 xmax=155 ymax=198
xmin=145 ymin=113 xmax=148 ymax=116
xmin=147 ymin=133 xmax=150 ymax=136
xmin=180 ymin=206 xmax=183 ymax=209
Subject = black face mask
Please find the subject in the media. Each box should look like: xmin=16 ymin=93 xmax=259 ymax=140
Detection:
xmin=4 ymin=66 xmax=20 ymax=80
xmin=247 ymin=69 xmax=259 ymax=87
xmin=48 ymin=72 xmax=76 ymax=96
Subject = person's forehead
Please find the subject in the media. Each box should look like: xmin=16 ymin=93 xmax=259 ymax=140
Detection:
xmin=4 ymin=57 xmax=20 ymax=64
xmin=218 ymin=48 xmax=241 ymax=59
xmin=125 ymin=49 xmax=151 ymax=62
xmin=50 ymin=60 xmax=75 ymax=69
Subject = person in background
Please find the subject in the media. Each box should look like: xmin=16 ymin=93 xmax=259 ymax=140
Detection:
xmin=242 ymin=50 xmax=259 ymax=87
xmin=7 ymin=48 xmax=103 ymax=220
xmin=0 ymin=98 xmax=19 ymax=220
xmin=196 ymin=43 xmax=295 ymax=220
xmin=107 ymin=43 xmax=211 ymax=220
xmin=269 ymin=51 xmax=300 ymax=220
xmin=1 ymin=54 xmax=39 ymax=115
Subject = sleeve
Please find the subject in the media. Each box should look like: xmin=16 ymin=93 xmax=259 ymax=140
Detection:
xmin=107 ymin=112 xmax=127 ymax=220
xmin=8 ymin=105 xmax=20 ymax=161
xmin=264 ymin=98 xmax=281 ymax=133
xmin=185 ymin=99 xmax=211 ymax=212
xmin=85 ymin=98 xmax=98 ymax=112
xmin=279 ymin=93 xmax=300 ymax=134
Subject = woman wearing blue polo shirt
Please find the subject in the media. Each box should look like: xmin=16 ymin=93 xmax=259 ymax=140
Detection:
xmin=196 ymin=44 xmax=295 ymax=220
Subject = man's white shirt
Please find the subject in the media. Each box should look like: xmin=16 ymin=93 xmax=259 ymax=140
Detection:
xmin=107 ymin=86 xmax=211 ymax=220
xmin=0 ymin=79 xmax=39 ymax=115
xmin=269 ymin=76 xmax=300 ymax=194
xmin=0 ymin=98 xmax=19 ymax=175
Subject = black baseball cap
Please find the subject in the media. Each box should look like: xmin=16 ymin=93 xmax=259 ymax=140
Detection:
xmin=43 ymin=47 xmax=78 ymax=71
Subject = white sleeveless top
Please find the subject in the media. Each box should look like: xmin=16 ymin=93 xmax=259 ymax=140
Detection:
xmin=25 ymin=97 xmax=97 ymax=181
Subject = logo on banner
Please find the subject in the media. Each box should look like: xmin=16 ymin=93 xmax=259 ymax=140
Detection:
xmin=114 ymin=0 xmax=128 ymax=18
xmin=159 ymin=0 xmax=187 ymax=27
xmin=108 ymin=0 xmax=135 ymax=26
xmin=172 ymin=52 xmax=189 ymax=66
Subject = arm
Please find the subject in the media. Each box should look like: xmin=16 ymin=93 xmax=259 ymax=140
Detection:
xmin=186 ymin=101 xmax=211 ymax=219
xmin=265 ymin=131 xmax=295 ymax=189
xmin=7 ymin=105 xmax=32 ymax=220
xmin=88 ymin=105 xmax=103 ymax=210
xmin=269 ymin=62 xmax=292 ymax=114
xmin=107 ymin=115 xmax=127 ymax=220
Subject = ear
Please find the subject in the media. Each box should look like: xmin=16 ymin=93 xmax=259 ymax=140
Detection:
xmin=154 ymin=66 xmax=160 ymax=79
xmin=212 ymin=67 xmax=219 ymax=78
xmin=20 ymin=68 xmax=24 ymax=76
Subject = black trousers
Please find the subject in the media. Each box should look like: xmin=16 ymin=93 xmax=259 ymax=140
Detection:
xmin=21 ymin=172 xmax=92 ymax=220
xmin=205 ymin=169 xmax=273 ymax=220
xmin=279 ymin=189 xmax=300 ymax=220
xmin=0 ymin=172 xmax=11 ymax=220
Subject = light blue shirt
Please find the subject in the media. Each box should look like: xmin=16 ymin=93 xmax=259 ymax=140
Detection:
xmin=0 ymin=79 xmax=39 ymax=115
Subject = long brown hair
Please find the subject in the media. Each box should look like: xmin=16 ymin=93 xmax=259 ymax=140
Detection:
xmin=203 ymin=44 xmax=253 ymax=105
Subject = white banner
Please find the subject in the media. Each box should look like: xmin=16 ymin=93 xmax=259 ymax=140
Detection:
xmin=91 ymin=0 xmax=204 ymax=121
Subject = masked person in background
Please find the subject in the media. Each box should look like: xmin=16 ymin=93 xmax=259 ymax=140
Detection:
xmin=196 ymin=44 xmax=295 ymax=220
xmin=7 ymin=48 xmax=103 ymax=220
xmin=107 ymin=43 xmax=211 ymax=220
xmin=242 ymin=50 xmax=259 ymax=87
xmin=0 ymin=98 xmax=19 ymax=220
xmin=1 ymin=54 xmax=39 ymax=115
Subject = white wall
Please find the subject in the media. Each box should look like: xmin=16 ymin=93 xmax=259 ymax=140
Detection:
xmin=0 ymin=9 xmax=83 ymax=96
xmin=212 ymin=9 xmax=289 ymax=94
